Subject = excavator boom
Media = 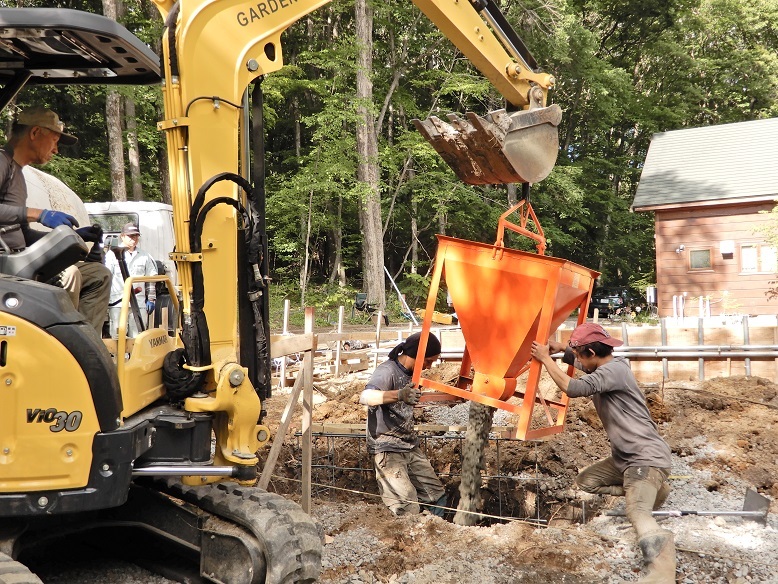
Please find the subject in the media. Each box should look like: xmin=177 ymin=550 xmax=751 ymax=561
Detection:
xmin=152 ymin=0 xmax=562 ymax=400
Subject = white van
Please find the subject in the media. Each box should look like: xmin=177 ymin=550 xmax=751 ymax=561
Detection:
xmin=85 ymin=201 xmax=177 ymax=287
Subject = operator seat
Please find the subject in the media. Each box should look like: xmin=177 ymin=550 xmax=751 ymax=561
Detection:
xmin=0 ymin=224 xmax=88 ymax=280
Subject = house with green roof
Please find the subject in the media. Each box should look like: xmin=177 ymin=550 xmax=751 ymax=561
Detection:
xmin=632 ymin=118 xmax=778 ymax=318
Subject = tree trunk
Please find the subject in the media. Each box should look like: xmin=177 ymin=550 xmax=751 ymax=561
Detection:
xmin=300 ymin=189 xmax=313 ymax=308
xmin=293 ymin=97 xmax=301 ymax=158
xmin=355 ymin=0 xmax=385 ymax=309
xmin=410 ymin=166 xmax=418 ymax=274
xmin=507 ymin=183 xmax=518 ymax=206
xmin=328 ymin=195 xmax=346 ymax=286
xmin=143 ymin=0 xmax=170 ymax=204
xmin=102 ymin=0 xmax=126 ymax=202
xmin=125 ymin=97 xmax=143 ymax=201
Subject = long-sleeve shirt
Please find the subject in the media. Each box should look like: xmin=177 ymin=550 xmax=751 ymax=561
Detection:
xmin=564 ymin=353 xmax=672 ymax=472
xmin=0 ymin=149 xmax=45 ymax=250
xmin=105 ymin=247 xmax=158 ymax=305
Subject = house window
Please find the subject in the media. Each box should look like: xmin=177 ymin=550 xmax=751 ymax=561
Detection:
xmin=741 ymin=245 xmax=758 ymax=272
xmin=689 ymin=248 xmax=712 ymax=270
xmin=762 ymin=246 xmax=777 ymax=273
xmin=740 ymin=243 xmax=777 ymax=273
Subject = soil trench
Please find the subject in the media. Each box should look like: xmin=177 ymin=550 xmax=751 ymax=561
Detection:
xmin=263 ymin=365 xmax=778 ymax=584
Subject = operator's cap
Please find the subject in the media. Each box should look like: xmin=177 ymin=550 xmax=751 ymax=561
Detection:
xmin=568 ymin=322 xmax=623 ymax=348
xmin=121 ymin=222 xmax=141 ymax=236
xmin=17 ymin=107 xmax=78 ymax=146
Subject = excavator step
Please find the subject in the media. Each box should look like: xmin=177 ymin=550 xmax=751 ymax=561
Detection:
xmin=414 ymin=104 xmax=562 ymax=185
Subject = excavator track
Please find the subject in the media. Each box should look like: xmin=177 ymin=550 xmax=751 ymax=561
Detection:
xmin=0 ymin=552 xmax=43 ymax=584
xmin=1 ymin=479 xmax=322 ymax=584
xmin=153 ymin=478 xmax=322 ymax=584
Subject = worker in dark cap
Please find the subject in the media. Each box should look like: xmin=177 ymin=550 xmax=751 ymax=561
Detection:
xmin=105 ymin=222 xmax=158 ymax=338
xmin=531 ymin=322 xmax=674 ymax=583
xmin=360 ymin=331 xmax=447 ymax=517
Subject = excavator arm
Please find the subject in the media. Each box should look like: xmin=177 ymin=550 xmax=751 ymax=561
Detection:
xmin=151 ymin=0 xmax=562 ymax=475
xmin=0 ymin=3 xmax=561 ymax=581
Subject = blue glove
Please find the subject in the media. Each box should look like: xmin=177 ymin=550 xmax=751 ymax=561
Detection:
xmin=39 ymin=209 xmax=79 ymax=229
xmin=75 ymin=225 xmax=103 ymax=243
xmin=146 ymin=300 xmax=156 ymax=313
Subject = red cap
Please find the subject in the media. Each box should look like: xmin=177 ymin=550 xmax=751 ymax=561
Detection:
xmin=569 ymin=323 xmax=623 ymax=348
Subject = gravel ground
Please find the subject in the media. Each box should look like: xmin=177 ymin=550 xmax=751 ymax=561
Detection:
xmin=23 ymin=372 xmax=778 ymax=583
xmin=27 ymin=455 xmax=778 ymax=584
xmin=309 ymin=451 xmax=778 ymax=584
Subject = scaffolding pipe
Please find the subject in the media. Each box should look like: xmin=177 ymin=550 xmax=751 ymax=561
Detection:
xmin=743 ymin=318 xmax=752 ymax=376
xmin=698 ymin=319 xmax=705 ymax=380
xmin=417 ymin=347 xmax=778 ymax=361
xmin=384 ymin=265 xmax=419 ymax=325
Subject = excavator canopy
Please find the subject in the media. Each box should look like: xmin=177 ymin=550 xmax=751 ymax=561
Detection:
xmin=0 ymin=9 xmax=161 ymax=110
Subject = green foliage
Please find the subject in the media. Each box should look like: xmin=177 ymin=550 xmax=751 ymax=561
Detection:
xmin=397 ymin=272 xmax=448 ymax=313
xmin=8 ymin=0 xmax=778 ymax=302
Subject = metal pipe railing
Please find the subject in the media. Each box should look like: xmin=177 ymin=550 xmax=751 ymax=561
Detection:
xmin=413 ymin=346 xmax=778 ymax=361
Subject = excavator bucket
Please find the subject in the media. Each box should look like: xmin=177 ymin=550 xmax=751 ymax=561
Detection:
xmin=413 ymin=234 xmax=599 ymax=440
xmin=413 ymin=104 xmax=562 ymax=185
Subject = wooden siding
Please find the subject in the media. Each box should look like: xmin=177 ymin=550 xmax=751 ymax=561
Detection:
xmin=655 ymin=201 xmax=778 ymax=317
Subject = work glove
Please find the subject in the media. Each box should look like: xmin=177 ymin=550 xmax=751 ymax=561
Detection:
xmin=397 ymin=382 xmax=421 ymax=405
xmin=75 ymin=225 xmax=103 ymax=243
xmin=146 ymin=300 xmax=156 ymax=313
xmin=39 ymin=209 xmax=78 ymax=229
xmin=85 ymin=244 xmax=103 ymax=263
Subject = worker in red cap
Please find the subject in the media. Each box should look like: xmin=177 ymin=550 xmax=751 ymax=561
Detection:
xmin=531 ymin=322 xmax=675 ymax=583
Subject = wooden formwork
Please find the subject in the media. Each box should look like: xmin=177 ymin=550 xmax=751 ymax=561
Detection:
xmin=559 ymin=319 xmax=778 ymax=383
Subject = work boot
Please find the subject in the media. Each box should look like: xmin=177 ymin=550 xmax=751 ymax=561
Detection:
xmin=653 ymin=481 xmax=670 ymax=510
xmin=637 ymin=528 xmax=676 ymax=583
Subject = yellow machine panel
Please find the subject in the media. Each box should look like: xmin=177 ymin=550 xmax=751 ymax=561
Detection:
xmin=119 ymin=327 xmax=174 ymax=418
xmin=0 ymin=312 xmax=99 ymax=492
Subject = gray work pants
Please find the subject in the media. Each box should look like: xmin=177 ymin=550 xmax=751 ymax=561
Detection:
xmin=575 ymin=456 xmax=670 ymax=537
xmin=373 ymin=447 xmax=446 ymax=516
xmin=60 ymin=261 xmax=111 ymax=336
xmin=576 ymin=457 xmax=675 ymax=581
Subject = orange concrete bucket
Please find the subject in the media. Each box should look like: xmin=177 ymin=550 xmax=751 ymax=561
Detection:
xmin=412 ymin=201 xmax=599 ymax=440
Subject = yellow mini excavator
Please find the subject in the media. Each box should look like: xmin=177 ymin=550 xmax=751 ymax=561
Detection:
xmin=0 ymin=1 xmax=560 ymax=582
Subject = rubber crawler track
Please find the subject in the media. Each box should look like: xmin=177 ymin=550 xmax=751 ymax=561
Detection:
xmin=156 ymin=479 xmax=322 ymax=583
xmin=0 ymin=553 xmax=43 ymax=584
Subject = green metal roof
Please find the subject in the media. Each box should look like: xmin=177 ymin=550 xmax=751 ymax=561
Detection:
xmin=632 ymin=118 xmax=778 ymax=211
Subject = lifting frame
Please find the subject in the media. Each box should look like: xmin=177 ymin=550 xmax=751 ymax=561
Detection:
xmin=412 ymin=200 xmax=599 ymax=440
